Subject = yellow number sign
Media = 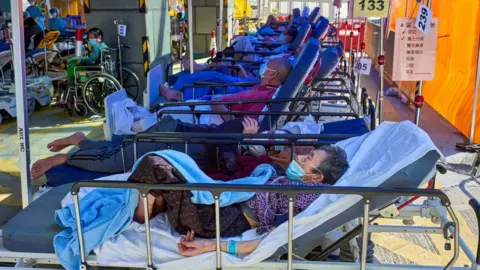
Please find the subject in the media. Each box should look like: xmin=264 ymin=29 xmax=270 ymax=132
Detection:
xmin=354 ymin=0 xmax=390 ymax=18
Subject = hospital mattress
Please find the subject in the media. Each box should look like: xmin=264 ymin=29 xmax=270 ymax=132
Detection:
xmin=2 ymin=183 xmax=73 ymax=253
xmin=2 ymin=151 xmax=439 ymax=256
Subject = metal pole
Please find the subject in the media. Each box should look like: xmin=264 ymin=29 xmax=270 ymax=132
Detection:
xmin=188 ymin=0 xmax=194 ymax=74
xmin=468 ymin=33 xmax=480 ymax=144
xmin=142 ymin=194 xmax=154 ymax=268
xmin=244 ymin=0 xmax=248 ymax=33
xmin=287 ymin=198 xmax=294 ymax=270
xmin=11 ymin=0 xmax=32 ymax=208
xmin=73 ymin=194 xmax=87 ymax=266
xmin=360 ymin=199 xmax=370 ymax=270
xmin=219 ymin=0 xmax=224 ymax=50
xmin=257 ymin=0 xmax=262 ymax=20
xmin=378 ymin=18 xmax=385 ymax=124
xmin=215 ymin=196 xmax=222 ymax=269
xmin=414 ymin=0 xmax=432 ymax=126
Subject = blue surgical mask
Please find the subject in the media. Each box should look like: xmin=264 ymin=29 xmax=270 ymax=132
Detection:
xmin=278 ymin=34 xmax=287 ymax=43
xmin=286 ymin=160 xmax=306 ymax=183
xmin=258 ymin=63 xmax=267 ymax=78
xmin=89 ymin=38 xmax=97 ymax=47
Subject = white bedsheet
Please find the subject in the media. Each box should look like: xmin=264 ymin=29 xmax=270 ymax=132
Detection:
xmin=89 ymin=121 xmax=440 ymax=269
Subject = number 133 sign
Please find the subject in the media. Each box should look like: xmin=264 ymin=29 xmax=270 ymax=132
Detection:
xmin=354 ymin=0 xmax=390 ymax=18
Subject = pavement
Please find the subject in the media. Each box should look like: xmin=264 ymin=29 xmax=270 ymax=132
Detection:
xmin=0 ymin=68 xmax=478 ymax=268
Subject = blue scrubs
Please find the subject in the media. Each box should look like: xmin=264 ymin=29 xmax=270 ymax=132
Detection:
xmin=49 ymin=17 xmax=67 ymax=31
xmin=26 ymin=5 xmax=46 ymax=30
xmin=172 ymin=71 xmax=259 ymax=100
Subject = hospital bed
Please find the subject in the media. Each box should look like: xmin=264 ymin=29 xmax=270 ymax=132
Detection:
xmin=1 ymin=121 xmax=479 ymax=270
xmin=0 ymin=49 xmax=55 ymax=124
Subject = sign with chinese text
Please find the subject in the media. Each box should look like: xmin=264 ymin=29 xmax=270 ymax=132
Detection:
xmin=392 ymin=18 xmax=438 ymax=81
xmin=354 ymin=0 xmax=390 ymax=18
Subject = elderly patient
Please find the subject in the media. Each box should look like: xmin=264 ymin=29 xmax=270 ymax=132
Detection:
xmin=159 ymin=58 xmax=292 ymax=107
xmin=130 ymin=145 xmax=349 ymax=256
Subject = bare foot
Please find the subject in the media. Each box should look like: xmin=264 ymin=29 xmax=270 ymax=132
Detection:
xmin=159 ymin=84 xmax=182 ymax=101
xmin=31 ymin=154 xmax=69 ymax=180
xmin=47 ymin=132 xmax=87 ymax=152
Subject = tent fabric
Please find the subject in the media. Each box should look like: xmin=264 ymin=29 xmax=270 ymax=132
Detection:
xmin=369 ymin=0 xmax=480 ymax=142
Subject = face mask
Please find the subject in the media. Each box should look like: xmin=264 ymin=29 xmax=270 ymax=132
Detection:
xmin=89 ymin=38 xmax=97 ymax=47
xmin=286 ymin=160 xmax=306 ymax=183
xmin=278 ymin=34 xmax=287 ymax=43
xmin=52 ymin=13 xmax=58 ymax=18
xmin=258 ymin=63 xmax=267 ymax=78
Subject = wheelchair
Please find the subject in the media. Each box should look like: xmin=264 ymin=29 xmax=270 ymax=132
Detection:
xmin=64 ymin=47 xmax=140 ymax=117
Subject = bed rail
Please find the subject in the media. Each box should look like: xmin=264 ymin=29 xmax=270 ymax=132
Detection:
xmin=69 ymin=180 xmax=459 ymax=270
xmin=120 ymin=132 xmax=355 ymax=172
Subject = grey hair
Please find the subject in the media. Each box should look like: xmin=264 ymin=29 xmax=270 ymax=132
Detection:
xmin=316 ymin=145 xmax=349 ymax=185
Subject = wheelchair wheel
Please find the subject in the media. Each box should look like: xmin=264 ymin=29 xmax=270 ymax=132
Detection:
xmin=120 ymin=67 xmax=141 ymax=102
xmin=73 ymin=103 xmax=88 ymax=117
xmin=82 ymin=73 xmax=122 ymax=116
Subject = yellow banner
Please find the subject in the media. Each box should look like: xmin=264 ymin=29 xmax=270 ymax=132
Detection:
xmin=353 ymin=0 xmax=390 ymax=18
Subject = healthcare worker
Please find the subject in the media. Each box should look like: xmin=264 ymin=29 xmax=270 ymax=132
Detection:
xmin=48 ymin=8 xmax=67 ymax=32
xmin=26 ymin=0 xmax=46 ymax=30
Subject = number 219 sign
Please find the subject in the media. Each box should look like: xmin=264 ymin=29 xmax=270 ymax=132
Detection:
xmin=354 ymin=0 xmax=390 ymax=18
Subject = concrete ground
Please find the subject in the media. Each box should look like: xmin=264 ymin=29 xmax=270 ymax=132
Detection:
xmin=0 ymin=65 xmax=478 ymax=268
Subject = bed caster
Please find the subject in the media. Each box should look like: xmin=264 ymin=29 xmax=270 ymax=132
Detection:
xmin=28 ymin=98 xmax=36 ymax=116
xmin=431 ymin=216 xmax=441 ymax=224
xmin=79 ymin=264 xmax=87 ymax=270
xmin=402 ymin=218 xmax=415 ymax=225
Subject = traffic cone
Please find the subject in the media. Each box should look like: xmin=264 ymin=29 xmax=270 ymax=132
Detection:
xmin=209 ymin=31 xmax=217 ymax=57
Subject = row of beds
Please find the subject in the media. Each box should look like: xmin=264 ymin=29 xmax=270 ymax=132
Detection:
xmin=0 ymin=10 xmax=479 ymax=270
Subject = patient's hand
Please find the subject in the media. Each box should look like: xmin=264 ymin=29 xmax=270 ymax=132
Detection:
xmin=242 ymin=117 xmax=259 ymax=133
xmin=178 ymin=231 xmax=215 ymax=257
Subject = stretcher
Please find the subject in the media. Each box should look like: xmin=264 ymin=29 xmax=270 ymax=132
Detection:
xmin=0 ymin=49 xmax=56 ymax=124
xmin=1 ymin=121 xmax=479 ymax=270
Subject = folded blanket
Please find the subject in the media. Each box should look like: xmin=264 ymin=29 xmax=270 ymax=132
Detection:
xmin=54 ymin=188 xmax=139 ymax=270
xmin=131 ymin=150 xmax=277 ymax=207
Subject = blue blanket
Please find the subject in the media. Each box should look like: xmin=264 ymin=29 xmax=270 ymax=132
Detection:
xmin=132 ymin=150 xmax=276 ymax=207
xmin=54 ymin=188 xmax=139 ymax=270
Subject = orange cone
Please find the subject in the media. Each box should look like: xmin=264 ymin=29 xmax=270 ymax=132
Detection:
xmin=209 ymin=31 xmax=217 ymax=57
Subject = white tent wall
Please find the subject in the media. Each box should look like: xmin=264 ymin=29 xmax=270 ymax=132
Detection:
xmin=190 ymin=0 xmax=234 ymax=54
xmin=267 ymin=0 xmax=346 ymax=20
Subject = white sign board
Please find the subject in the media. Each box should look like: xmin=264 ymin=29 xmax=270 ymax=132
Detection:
xmin=118 ymin=24 xmax=127 ymax=37
xmin=392 ymin=18 xmax=438 ymax=81
xmin=415 ymin=4 xmax=433 ymax=36
xmin=353 ymin=57 xmax=372 ymax=75
xmin=353 ymin=0 xmax=390 ymax=18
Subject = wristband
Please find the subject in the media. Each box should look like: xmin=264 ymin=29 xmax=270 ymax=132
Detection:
xmin=227 ymin=240 xmax=238 ymax=254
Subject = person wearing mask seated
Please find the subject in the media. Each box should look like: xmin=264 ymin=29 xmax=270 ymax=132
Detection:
xmin=57 ymin=28 xmax=109 ymax=104
xmin=48 ymin=8 xmax=67 ymax=32
xmin=159 ymin=58 xmax=292 ymax=120
xmin=258 ymin=15 xmax=286 ymax=35
xmin=26 ymin=0 xmax=46 ymax=30
xmin=292 ymin=8 xmax=301 ymax=25
xmin=24 ymin=17 xmax=44 ymax=51
xmin=130 ymin=144 xmax=349 ymax=250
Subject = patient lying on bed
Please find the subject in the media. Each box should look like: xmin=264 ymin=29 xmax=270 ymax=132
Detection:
xmin=129 ymin=145 xmax=348 ymax=256
xmin=159 ymin=58 xmax=292 ymax=105
xmin=30 ymin=117 xmax=260 ymax=179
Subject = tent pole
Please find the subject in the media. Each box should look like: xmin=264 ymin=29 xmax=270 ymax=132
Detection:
xmin=378 ymin=18 xmax=385 ymax=124
xmin=469 ymin=33 xmax=480 ymax=144
xmin=11 ymin=0 xmax=32 ymax=208
xmin=188 ymin=0 xmax=194 ymax=74
xmin=219 ymin=0 xmax=224 ymax=50
xmin=414 ymin=0 xmax=432 ymax=126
